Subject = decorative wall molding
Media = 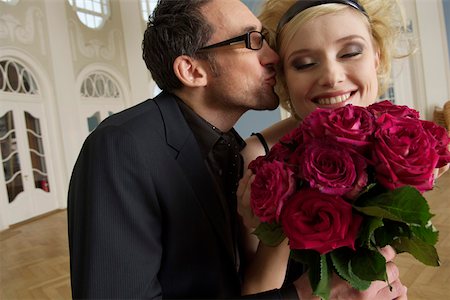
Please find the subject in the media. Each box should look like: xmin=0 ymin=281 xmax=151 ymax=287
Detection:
xmin=68 ymin=19 xmax=125 ymax=66
xmin=0 ymin=6 xmax=47 ymax=55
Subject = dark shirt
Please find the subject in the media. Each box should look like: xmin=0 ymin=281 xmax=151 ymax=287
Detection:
xmin=177 ymin=99 xmax=299 ymax=299
xmin=177 ymin=99 xmax=245 ymax=268
xmin=176 ymin=99 xmax=245 ymax=197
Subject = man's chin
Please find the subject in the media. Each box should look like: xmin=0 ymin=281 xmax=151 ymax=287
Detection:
xmin=263 ymin=96 xmax=280 ymax=111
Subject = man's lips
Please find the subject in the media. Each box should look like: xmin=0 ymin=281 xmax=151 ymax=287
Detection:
xmin=265 ymin=74 xmax=277 ymax=86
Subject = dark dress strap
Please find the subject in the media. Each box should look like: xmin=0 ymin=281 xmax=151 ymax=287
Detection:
xmin=251 ymin=132 xmax=270 ymax=155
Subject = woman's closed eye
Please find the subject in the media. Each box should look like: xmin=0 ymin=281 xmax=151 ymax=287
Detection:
xmin=339 ymin=44 xmax=364 ymax=59
xmin=291 ymin=58 xmax=317 ymax=70
xmin=340 ymin=51 xmax=362 ymax=59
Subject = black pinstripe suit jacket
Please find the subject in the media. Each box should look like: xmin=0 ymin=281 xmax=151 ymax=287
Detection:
xmin=68 ymin=92 xmax=241 ymax=299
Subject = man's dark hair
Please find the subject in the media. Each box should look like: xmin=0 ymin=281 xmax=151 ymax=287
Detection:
xmin=142 ymin=0 xmax=213 ymax=92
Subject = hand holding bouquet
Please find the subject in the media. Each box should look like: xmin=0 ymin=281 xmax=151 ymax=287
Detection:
xmin=249 ymin=101 xmax=450 ymax=299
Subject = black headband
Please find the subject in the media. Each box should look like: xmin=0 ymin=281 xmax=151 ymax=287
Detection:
xmin=276 ymin=0 xmax=368 ymax=33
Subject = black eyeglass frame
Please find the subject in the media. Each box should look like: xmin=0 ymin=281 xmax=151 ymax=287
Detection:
xmin=198 ymin=30 xmax=265 ymax=51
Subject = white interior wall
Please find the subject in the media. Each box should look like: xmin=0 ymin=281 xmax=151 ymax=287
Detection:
xmin=412 ymin=0 xmax=450 ymax=119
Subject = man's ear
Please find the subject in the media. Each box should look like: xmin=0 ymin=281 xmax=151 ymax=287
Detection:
xmin=173 ymin=55 xmax=208 ymax=87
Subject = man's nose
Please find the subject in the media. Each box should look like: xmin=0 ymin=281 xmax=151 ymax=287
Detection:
xmin=260 ymin=41 xmax=280 ymax=68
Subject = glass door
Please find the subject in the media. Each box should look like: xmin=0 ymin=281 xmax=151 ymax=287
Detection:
xmin=0 ymin=101 xmax=57 ymax=225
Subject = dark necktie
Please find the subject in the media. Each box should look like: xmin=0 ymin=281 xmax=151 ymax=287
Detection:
xmin=213 ymin=133 xmax=243 ymax=269
xmin=217 ymin=133 xmax=243 ymax=201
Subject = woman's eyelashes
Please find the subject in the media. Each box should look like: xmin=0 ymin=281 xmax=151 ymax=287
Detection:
xmin=340 ymin=51 xmax=362 ymax=58
xmin=290 ymin=47 xmax=364 ymax=71
xmin=339 ymin=44 xmax=364 ymax=59
xmin=292 ymin=60 xmax=316 ymax=70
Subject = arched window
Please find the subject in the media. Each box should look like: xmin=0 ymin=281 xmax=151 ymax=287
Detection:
xmin=0 ymin=0 xmax=19 ymax=5
xmin=67 ymin=0 xmax=110 ymax=29
xmin=80 ymin=71 xmax=120 ymax=98
xmin=79 ymin=70 xmax=124 ymax=133
xmin=140 ymin=0 xmax=157 ymax=21
xmin=0 ymin=59 xmax=38 ymax=95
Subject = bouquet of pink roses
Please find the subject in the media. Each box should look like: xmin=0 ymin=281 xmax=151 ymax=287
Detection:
xmin=249 ymin=100 xmax=450 ymax=300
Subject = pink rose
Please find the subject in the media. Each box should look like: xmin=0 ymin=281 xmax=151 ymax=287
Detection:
xmin=295 ymin=139 xmax=368 ymax=198
xmin=250 ymin=160 xmax=296 ymax=223
xmin=372 ymin=114 xmax=439 ymax=192
xmin=421 ymin=120 xmax=450 ymax=168
xmin=248 ymin=155 xmax=269 ymax=174
xmin=281 ymin=189 xmax=363 ymax=255
xmin=267 ymin=141 xmax=294 ymax=164
xmin=302 ymin=105 xmax=375 ymax=154
xmin=301 ymin=108 xmax=331 ymax=139
xmin=279 ymin=125 xmax=304 ymax=146
xmin=367 ymin=100 xmax=420 ymax=119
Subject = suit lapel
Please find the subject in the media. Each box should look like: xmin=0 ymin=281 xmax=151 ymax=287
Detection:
xmin=153 ymin=93 xmax=236 ymax=264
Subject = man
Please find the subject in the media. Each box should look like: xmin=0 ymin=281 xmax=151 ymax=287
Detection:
xmin=68 ymin=0 xmax=406 ymax=299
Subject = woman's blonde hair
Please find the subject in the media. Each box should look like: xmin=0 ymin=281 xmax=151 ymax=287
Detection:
xmin=259 ymin=0 xmax=414 ymax=114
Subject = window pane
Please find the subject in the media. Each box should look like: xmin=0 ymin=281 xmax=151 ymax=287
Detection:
xmin=0 ymin=0 xmax=20 ymax=5
xmin=0 ymin=59 xmax=39 ymax=94
xmin=87 ymin=112 xmax=101 ymax=132
xmin=81 ymin=72 xmax=120 ymax=98
xmin=68 ymin=0 xmax=110 ymax=29
xmin=7 ymin=61 xmax=19 ymax=91
xmin=93 ymin=1 xmax=101 ymax=13
xmin=24 ymin=112 xmax=50 ymax=193
xmin=140 ymin=0 xmax=158 ymax=21
xmin=0 ymin=111 xmax=24 ymax=203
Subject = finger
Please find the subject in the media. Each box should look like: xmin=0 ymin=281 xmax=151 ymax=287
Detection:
xmin=376 ymin=280 xmax=407 ymax=300
xmin=379 ymin=245 xmax=396 ymax=262
xmin=237 ymin=169 xmax=253 ymax=198
xmin=386 ymin=261 xmax=400 ymax=284
xmin=395 ymin=286 xmax=408 ymax=300
xmin=237 ymin=175 xmax=255 ymax=208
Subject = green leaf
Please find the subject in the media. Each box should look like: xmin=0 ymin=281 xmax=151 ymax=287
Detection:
xmin=356 ymin=182 xmax=378 ymax=199
xmin=310 ymin=254 xmax=331 ymax=300
xmin=353 ymin=183 xmax=387 ymax=206
xmin=350 ymin=248 xmax=387 ymax=281
xmin=354 ymin=186 xmax=433 ymax=226
xmin=252 ymin=222 xmax=285 ymax=246
xmin=330 ymin=248 xmax=371 ymax=291
xmin=391 ymin=236 xmax=440 ymax=266
xmin=358 ymin=217 xmax=384 ymax=249
xmin=373 ymin=220 xmax=411 ymax=248
xmin=306 ymin=254 xmax=321 ymax=298
xmin=411 ymin=224 xmax=438 ymax=246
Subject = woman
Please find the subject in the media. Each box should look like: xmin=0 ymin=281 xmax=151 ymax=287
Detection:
xmin=239 ymin=0 xmax=417 ymax=297
xmin=242 ymin=0 xmax=408 ymax=164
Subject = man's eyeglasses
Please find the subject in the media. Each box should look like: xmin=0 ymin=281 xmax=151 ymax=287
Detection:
xmin=198 ymin=31 xmax=266 ymax=51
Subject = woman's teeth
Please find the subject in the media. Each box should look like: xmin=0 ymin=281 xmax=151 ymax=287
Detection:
xmin=316 ymin=93 xmax=351 ymax=105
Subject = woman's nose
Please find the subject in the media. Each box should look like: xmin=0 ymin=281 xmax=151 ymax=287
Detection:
xmin=318 ymin=60 xmax=345 ymax=88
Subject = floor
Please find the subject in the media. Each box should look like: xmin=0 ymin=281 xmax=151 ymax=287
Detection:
xmin=0 ymin=210 xmax=71 ymax=299
xmin=1 ymin=171 xmax=449 ymax=299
